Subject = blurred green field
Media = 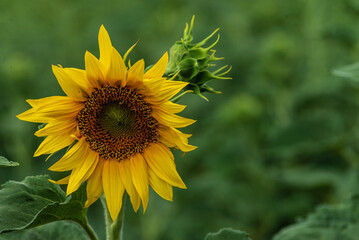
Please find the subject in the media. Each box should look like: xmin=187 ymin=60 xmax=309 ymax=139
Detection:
xmin=2 ymin=0 xmax=359 ymax=239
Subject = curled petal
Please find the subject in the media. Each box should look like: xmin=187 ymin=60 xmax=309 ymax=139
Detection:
xmin=158 ymin=125 xmax=197 ymax=152
xmin=152 ymin=107 xmax=196 ymax=128
xmin=143 ymin=143 xmax=186 ymax=189
xmin=149 ymin=168 xmax=173 ymax=201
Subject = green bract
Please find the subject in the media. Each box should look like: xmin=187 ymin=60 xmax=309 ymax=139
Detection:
xmin=166 ymin=16 xmax=231 ymax=101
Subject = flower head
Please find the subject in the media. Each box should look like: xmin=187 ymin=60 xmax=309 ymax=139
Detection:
xmin=17 ymin=25 xmax=196 ymax=220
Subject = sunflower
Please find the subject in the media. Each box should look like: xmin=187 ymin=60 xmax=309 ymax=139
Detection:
xmin=17 ymin=25 xmax=196 ymax=220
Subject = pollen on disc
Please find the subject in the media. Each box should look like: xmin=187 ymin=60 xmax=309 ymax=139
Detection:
xmin=77 ymin=86 xmax=159 ymax=161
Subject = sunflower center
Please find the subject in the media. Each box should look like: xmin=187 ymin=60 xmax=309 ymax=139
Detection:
xmin=99 ymin=103 xmax=135 ymax=137
xmin=77 ymin=86 xmax=158 ymax=161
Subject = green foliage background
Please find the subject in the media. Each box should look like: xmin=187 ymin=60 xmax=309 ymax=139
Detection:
xmin=2 ymin=0 xmax=359 ymax=239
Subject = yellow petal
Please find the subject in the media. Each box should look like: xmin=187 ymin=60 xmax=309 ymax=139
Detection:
xmin=103 ymin=159 xmax=125 ymax=221
xmin=85 ymin=160 xmax=105 ymax=208
xmin=49 ymin=175 xmax=70 ymax=185
xmin=35 ymin=119 xmax=77 ymax=137
xmin=158 ymin=126 xmax=197 ymax=152
xmin=17 ymin=108 xmax=53 ymax=123
xmin=26 ymin=96 xmax=75 ymax=107
xmin=26 ymin=96 xmax=83 ymax=120
xmin=126 ymin=59 xmax=144 ymax=88
xmin=118 ymin=160 xmax=141 ymax=212
xmin=158 ymin=80 xmax=188 ymax=100
xmin=141 ymin=77 xmax=165 ymax=95
xmin=34 ymin=133 xmax=75 ymax=157
xmin=52 ymin=65 xmax=88 ymax=100
xmin=67 ymin=149 xmax=99 ymax=195
xmin=152 ymin=108 xmax=196 ymax=128
xmin=98 ymin=25 xmax=113 ymax=69
xmin=48 ymin=138 xmax=89 ymax=172
xmin=129 ymin=154 xmax=149 ymax=212
xmin=146 ymin=80 xmax=188 ymax=104
xmin=143 ymin=143 xmax=186 ymax=189
xmin=144 ymin=52 xmax=168 ymax=79
xmin=62 ymin=68 xmax=92 ymax=94
xmin=154 ymin=101 xmax=186 ymax=114
xmin=107 ymin=47 xmax=127 ymax=87
xmin=159 ymin=136 xmax=176 ymax=148
xmin=85 ymin=51 xmax=107 ymax=88
xmin=26 ymin=97 xmax=60 ymax=108
xmin=149 ymin=168 xmax=173 ymax=201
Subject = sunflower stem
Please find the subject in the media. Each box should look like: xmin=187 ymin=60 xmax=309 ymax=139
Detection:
xmin=80 ymin=219 xmax=99 ymax=240
xmin=101 ymin=195 xmax=126 ymax=240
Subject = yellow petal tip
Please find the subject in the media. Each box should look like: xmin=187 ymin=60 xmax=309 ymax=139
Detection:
xmin=51 ymin=64 xmax=59 ymax=70
xmin=178 ymin=182 xmax=187 ymax=189
xmin=99 ymin=25 xmax=109 ymax=39
xmin=48 ymin=179 xmax=56 ymax=184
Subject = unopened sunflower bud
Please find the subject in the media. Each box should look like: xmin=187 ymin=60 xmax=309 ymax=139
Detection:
xmin=179 ymin=58 xmax=199 ymax=79
xmin=165 ymin=16 xmax=231 ymax=101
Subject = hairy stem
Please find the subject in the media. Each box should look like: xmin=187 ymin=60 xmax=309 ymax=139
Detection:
xmin=78 ymin=219 xmax=99 ymax=240
xmin=101 ymin=195 xmax=126 ymax=240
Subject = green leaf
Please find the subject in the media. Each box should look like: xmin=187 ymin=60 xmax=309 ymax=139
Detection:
xmin=0 ymin=156 xmax=19 ymax=167
xmin=273 ymin=194 xmax=359 ymax=240
xmin=0 ymin=175 xmax=88 ymax=234
xmin=0 ymin=221 xmax=89 ymax=240
xmin=205 ymin=228 xmax=253 ymax=240
xmin=333 ymin=62 xmax=359 ymax=82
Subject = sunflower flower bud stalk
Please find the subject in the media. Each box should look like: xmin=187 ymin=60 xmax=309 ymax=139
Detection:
xmin=165 ymin=16 xmax=231 ymax=101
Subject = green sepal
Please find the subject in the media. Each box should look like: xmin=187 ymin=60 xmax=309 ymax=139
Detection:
xmin=179 ymin=58 xmax=199 ymax=79
xmin=191 ymin=70 xmax=228 ymax=85
xmin=200 ymin=84 xmax=222 ymax=94
xmin=185 ymin=84 xmax=209 ymax=101
xmin=186 ymin=48 xmax=210 ymax=60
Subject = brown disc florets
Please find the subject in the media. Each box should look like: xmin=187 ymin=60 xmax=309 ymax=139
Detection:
xmin=77 ymin=86 xmax=158 ymax=161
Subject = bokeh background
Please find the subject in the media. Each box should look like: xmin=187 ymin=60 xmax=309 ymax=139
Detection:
xmin=2 ymin=0 xmax=359 ymax=239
